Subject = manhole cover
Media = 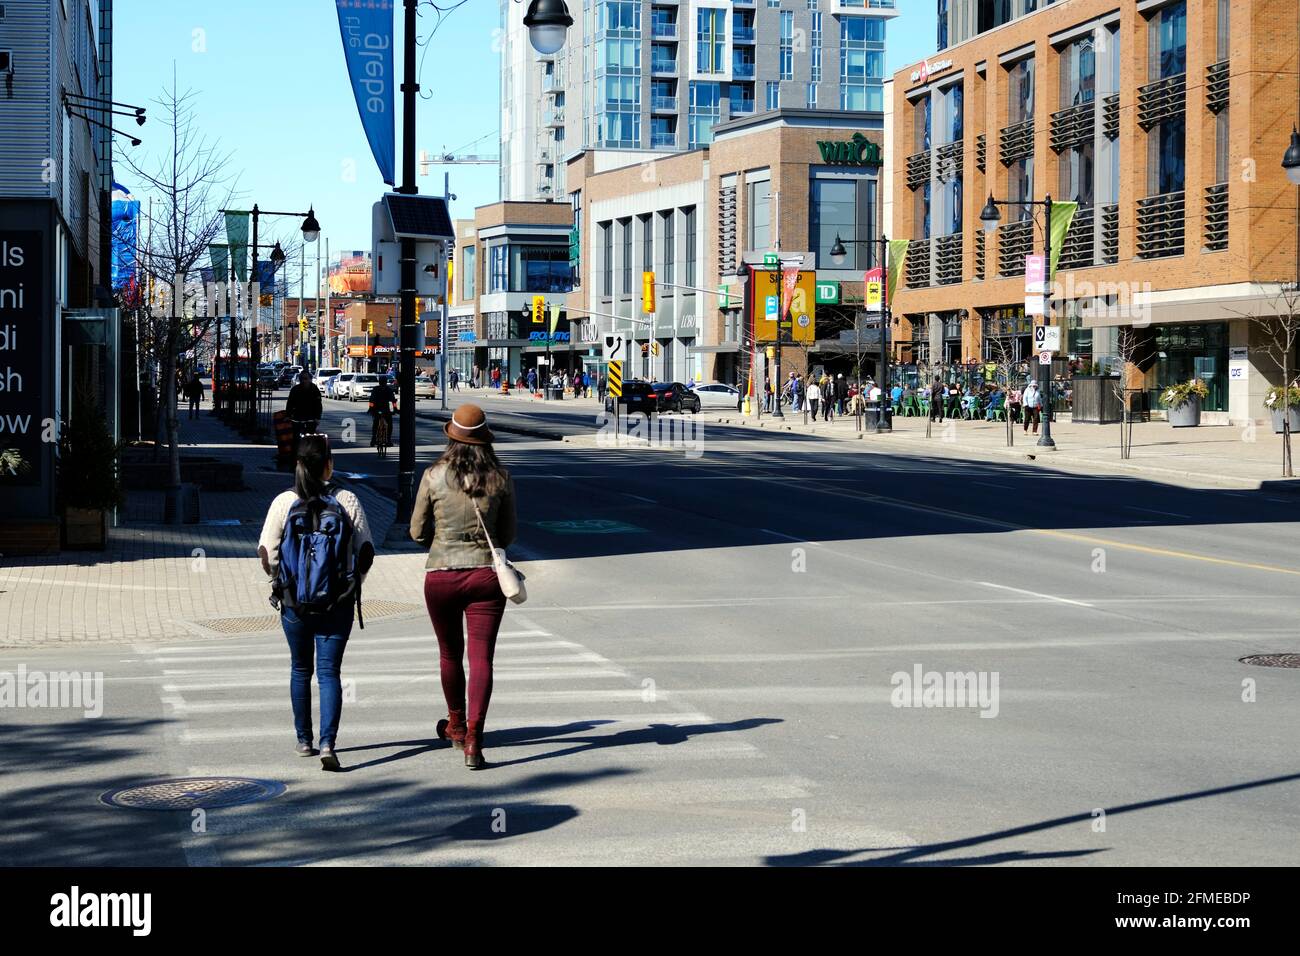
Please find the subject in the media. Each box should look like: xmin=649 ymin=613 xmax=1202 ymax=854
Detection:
xmin=1239 ymin=654 xmax=1300 ymax=668
xmin=101 ymin=777 xmax=285 ymax=811
xmin=196 ymin=601 xmax=422 ymax=634
xmin=533 ymin=519 xmax=647 ymax=535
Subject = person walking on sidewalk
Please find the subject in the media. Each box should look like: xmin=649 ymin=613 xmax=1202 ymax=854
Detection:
xmin=929 ymin=376 xmax=945 ymax=423
xmin=411 ymin=404 xmax=518 ymax=770
xmin=184 ymin=372 xmax=205 ymax=420
xmin=259 ymin=434 xmax=375 ymax=771
xmin=806 ymin=378 xmax=822 ymax=420
xmin=1022 ymin=379 xmax=1043 ymax=435
xmin=822 ymin=376 xmax=836 ymax=422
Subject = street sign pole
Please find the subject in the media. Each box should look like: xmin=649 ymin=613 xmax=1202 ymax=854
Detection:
xmin=1039 ymin=197 xmax=1056 ymax=448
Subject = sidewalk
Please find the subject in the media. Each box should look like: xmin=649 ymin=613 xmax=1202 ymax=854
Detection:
xmin=0 ymin=402 xmax=427 ymax=647
xmin=703 ymin=407 xmax=1300 ymax=490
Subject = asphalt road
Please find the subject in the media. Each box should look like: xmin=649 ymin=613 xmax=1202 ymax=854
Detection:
xmin=3 ymin=394 xmax=1298 ymax=865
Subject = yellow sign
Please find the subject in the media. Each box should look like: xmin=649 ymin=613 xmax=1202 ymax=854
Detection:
xmin=607 ymin=360 xmax=623 ymax=398
xmin=642 ymin=271 xmax=656 ymax=313
xmin=865 ymin=279 xmax=883 ymax=313
xmin=753 ymin=269 xmax=816 ymax=343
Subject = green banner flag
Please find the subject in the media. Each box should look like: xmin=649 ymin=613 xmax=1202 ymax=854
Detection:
xmin=549 ymin=303 xmax=563 ymax=336
xmin=208 ymin=243 xmax=229 ymax=280
xmin=886 ymin=239 xmax=910 ymax=302
xmin=1047 ymin=201 xmax=1078 ymax=284
xmin=225 ymin=212 xmax=250 ymax=281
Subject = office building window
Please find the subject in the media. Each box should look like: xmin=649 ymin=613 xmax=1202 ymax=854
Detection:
xmin=490 ymin=244 xmax=508 ymax=293
xmin=937 ymin=0 xmax=949 ymax=50
xmin=780 ymin=11 xmax=793 ymax=80
xmin=641 ymin=215 xmax=653 ymax=272
xmin=766 ymin=81 xmax=780 ymax=110
xmin=915 ymin=93 xmax=931 ymax=151
xmin=620 ymin=218 xmax=632 ymax=294
xmin=662 ymin=210 xmax=675 ymax=283
xmin=602 ymin=0 xmax=640 ymax=33
xmin=511 ymin=246 xmax=573 ymax=293
xmin=747 ymin=178 xmax=771 ymax=252
xmin=689 ymin=81 xmax=721 ymax=146
xmin=806 ymin=82 xmax=818 ymax=108
xmin=807 ymin=0 xmax=819 ymax=8
xmin=697 ymin=7 xmax=726 ymax=74
xmin=1008 ymin=56 xmax=1034 ymax=125
xmin=729 ymin=84 xmax=755 ymax=115
xmin=1216 ymin=0 xmax=1230 ymax=61
xmin=840 ymin=15 xmax=884 ymax=111
xmin=1008 ymin=157 xmax=1033 ymax=221
xmin=462 ymin=245 xmax=476 ymax=300
xmin=1060 ymin=141 xmax=1095 ymax=207
xmin=601 ymin=222 xmax=613 ymax=296
xmin=810 ymin=12 xmax=823 ymax=82
xmin=684 ymin=206 xmax=697 ymax=285
xmin=1060 ymin=34 xmax=1095 ymax=107
xmin=1150 ymin=0 xmax=1187 ymax=81
xmin=602 ymin=73 xmax=641 ymax=147
xmin=810 ymin=178 xmax=870 ymax=270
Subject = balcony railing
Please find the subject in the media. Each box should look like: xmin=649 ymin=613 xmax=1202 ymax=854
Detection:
xmin=732 ymin=60 xmax=756 ymax=79
xmin=999 ymin=120 xmax=1034 ymax=166
xmin=1136 ymin=191 xmax=1185 ymax=259
xmin=729 ymin=100 xmax=755 ymax=115
xmin=1056 ymin=206 xmax=1095 ymax=272
xmin=651 ymin=95 xmax=677 ymax=112
xmin=651 ymin=22 xmax=678 ymax=39
xmin=905 ymin=238 xmax=931 ymax=289
xmin=933 ymin=233 xmax=962 ymax=286
xmin=1137 ymin=73 xmax=1186 ymax=130
xmin=935 ymin=141 xmax=963 ymax=182
xmin=906 ymin=150 xmax=930 ymax=190
xmin=997 ymin=220 xmax=1033 ymax=277
xmin=1100 ymin=93 xmax=1119 ymax=140
xmin=1206 ymin=60 xmax=1229 ymax=114
xmin=733 ymin=26 xmax=755 ymax=43
xmin=1101 ymin=203 xmax=1119 ymax=264
xmin=1050 ymin=100 xmax=1095 ymax=153
xmin=545 ymin=108 xmax=565 ymax=127
xmin=651 ymin=58 xmax=677 ymax=75
xmin=651 ymin=131 xmax=677 ymax=148
xmin=975 ymin=133 xmax=986 ymax=174
xmin=1204 ymin=182 xmax=1228 ymax=251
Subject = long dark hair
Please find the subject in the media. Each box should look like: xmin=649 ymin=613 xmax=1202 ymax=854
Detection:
xmin=294 ymin=434 xmax=332 ymax=499
xmin=439 ymin=440 xmax=507 ymax=499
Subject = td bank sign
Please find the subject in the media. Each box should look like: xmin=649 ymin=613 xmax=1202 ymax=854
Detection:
xmin=816 ymin=133 xmax=882 ymax=168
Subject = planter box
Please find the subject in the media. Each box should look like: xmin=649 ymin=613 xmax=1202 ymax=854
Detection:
xmin=1071 ymin=376 xmax=1124 ymax=424
xmin=1167 ymin=396 xmax=1201 ymax=428
xmin=1271 ymin=406 xmax=1300 ymax=434
xmin=63 ymin=507 xmax=106 ymax=550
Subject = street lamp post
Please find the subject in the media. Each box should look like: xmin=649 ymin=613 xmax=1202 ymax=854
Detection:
xmin=980 ymin=193 xmax=1056 ymax=449
xmin=829 ymin=233 xmax=892 ymax=432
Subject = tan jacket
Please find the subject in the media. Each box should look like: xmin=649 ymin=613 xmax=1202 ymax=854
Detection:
xmin=409 ymin=462 xmax=517 ymax=570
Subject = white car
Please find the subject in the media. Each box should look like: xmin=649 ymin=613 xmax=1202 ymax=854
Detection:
xmin=313 ymin=367 xmax=342 ymax=392
xmin=347 ymin=373 xmax=382 ymax=402
xmin=329 ymin=372 xmax=355 ymax=399
xmin=691 ymin=382 xmax=742 ymax=408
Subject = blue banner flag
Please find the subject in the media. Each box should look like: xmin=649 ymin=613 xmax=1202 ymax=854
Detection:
xmin=110 ymin=182 xmax=139 ymax=290
xmin=336 ymin=0 xmax=396 ymax=186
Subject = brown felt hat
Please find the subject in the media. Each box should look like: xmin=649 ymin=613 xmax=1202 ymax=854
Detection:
xmin=444 ymin=403 xmax=495 ymax=445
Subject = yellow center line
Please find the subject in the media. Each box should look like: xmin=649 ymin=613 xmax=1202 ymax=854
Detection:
xmin=1032 ymin=529 xmax=1300 ymax=577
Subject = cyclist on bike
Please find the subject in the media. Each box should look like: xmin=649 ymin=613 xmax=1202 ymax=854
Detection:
xmin=286 ymin=370 xmax=322 ymax=442
xmin=368 ymin=377 xmax=398 ymax=457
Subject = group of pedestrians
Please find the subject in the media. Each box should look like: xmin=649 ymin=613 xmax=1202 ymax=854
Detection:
xmin=258 ymin=403 xmax=517 ymax=772
xmin=924 ymin=376 xmax=1045 ymax=434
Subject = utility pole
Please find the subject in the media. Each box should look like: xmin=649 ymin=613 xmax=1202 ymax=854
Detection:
xmin=395 ymin=0 xmax=420 ymax=522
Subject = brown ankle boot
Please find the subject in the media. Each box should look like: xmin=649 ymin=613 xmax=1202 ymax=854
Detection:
xmin=463 ymin=722 xmax=486 ymax=770
xmin=437 ymin=710 xmax=467 ymax=750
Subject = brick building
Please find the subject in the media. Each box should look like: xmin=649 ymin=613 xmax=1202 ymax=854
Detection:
xmin=890 ymin=0 xmax=1300 ymax=424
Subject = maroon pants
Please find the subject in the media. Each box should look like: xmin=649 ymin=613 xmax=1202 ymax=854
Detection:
xmin=424 ymin=568 xmax=507 ymax=727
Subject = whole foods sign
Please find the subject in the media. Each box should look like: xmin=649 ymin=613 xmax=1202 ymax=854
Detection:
xmin=816 ymin=133 xmax=882 ymax=168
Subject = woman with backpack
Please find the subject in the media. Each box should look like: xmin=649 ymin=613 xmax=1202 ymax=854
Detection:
xmin=258 ymin=434 xmax=375 ymax=771
xmin=410 ymin=404 xmax=518 ymax=770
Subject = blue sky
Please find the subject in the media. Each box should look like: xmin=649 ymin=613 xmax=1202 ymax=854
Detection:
xmin=115 ymin=1 xmax=935 ymax=291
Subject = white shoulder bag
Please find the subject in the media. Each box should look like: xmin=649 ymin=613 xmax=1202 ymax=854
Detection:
xmin=474 ymin=501 xmax=527 ymax=604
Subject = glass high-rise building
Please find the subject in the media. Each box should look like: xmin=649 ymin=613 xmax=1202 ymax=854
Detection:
xmin=500 ymin=0 xmax=898 ymax=201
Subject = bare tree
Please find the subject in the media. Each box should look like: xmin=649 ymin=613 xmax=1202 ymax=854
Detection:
xmin=121 ymin=77 xmax=237 ymax=520
xmin=1237 ymin=283 xmax=1300 ymax=477
xmin=985 ymin=336 xmax=1021 ymax=447
xmin=1109 ymin=328 xmax=1151 ymax=461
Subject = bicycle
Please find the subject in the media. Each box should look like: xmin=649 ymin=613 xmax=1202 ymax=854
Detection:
xmin=372 ymin=411 xmax=392 ymax=458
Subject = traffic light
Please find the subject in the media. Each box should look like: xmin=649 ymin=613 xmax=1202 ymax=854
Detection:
xmin=532 ymin=295 xmax=545 ymax=324
xmin=299 ymin=318 xmax=308 ymax=335
xmin=642 ymin=271 xmax=656 ymax=313
xmin=367 ymin=320 xmax=375 ymax=336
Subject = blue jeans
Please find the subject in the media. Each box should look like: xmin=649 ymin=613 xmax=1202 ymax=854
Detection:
xmin=282 ymin=605 xmax=353 ymax=748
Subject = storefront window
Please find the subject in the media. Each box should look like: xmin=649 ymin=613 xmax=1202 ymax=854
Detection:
xmin=1152 ymin=321 xmax=1227 ymax=412
xmin=810 ymin=177 xmax=875 ymax=270
xmin=508 ymin=245 xmax=573 ymax=293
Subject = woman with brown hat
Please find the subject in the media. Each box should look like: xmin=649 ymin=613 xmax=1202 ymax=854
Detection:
xmin=410 ymin=403 xmax=517 ymax=769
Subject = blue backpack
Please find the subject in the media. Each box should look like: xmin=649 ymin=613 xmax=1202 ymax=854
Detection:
xmin=276 ymin=493 xmax=364 ymax=627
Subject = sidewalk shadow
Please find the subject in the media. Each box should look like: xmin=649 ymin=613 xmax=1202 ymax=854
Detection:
xmin=762 ymin=771 xmax=1300 ymax=867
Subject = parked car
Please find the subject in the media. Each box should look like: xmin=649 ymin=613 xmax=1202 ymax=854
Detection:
xmin=690 ymin=381 xmax=742 ymax=408
xmin=650 ymin=382 xmax=701 ymax=414
xmin=413 ymin=374 xmax=437 ymax=399
xmin=313 ymin=367 xmax=342 ymax=392
xmin=346 ymin=373 xmax=382 ymax=402
xmin=329 ymin=372 xmax=356 ymax=399
xmin=274 ymin=368 xmax=297 ymax=388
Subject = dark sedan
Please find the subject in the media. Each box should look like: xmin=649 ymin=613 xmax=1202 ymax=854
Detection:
xmin=652 ymin=382 xmax=701 ymax=414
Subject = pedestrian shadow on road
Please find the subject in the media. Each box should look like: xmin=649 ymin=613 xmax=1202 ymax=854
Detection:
xmin=761 ymin=770 xmax=1300 ymax=866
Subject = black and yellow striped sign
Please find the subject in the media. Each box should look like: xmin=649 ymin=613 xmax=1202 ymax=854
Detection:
xmin=607 ymin=360 xmax=623 ymax=398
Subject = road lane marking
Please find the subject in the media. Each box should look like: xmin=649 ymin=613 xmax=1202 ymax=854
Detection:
xmin=976 ymin=581 xmax=1095 ymax=608
xmin=622 ymin=493 xmax=657 ymax=504
xmin=1033 ymin=529 xmax=1300 ymax=578
xmin=1125 ymin=506 xmax=1191 ymax=519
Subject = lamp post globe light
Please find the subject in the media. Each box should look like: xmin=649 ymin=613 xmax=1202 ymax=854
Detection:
xmin=1283 ymin=127 xmax=1300 ymax=186
xmin=524 ymin=0 xmax=574 ymax=55
xmin=301 ymin=208 xmax=321 ymax=243
xmin=980 ymin=194 xmax=1001 ymax=233
xmin=829 ymin=235 xmax=849 ymax=267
